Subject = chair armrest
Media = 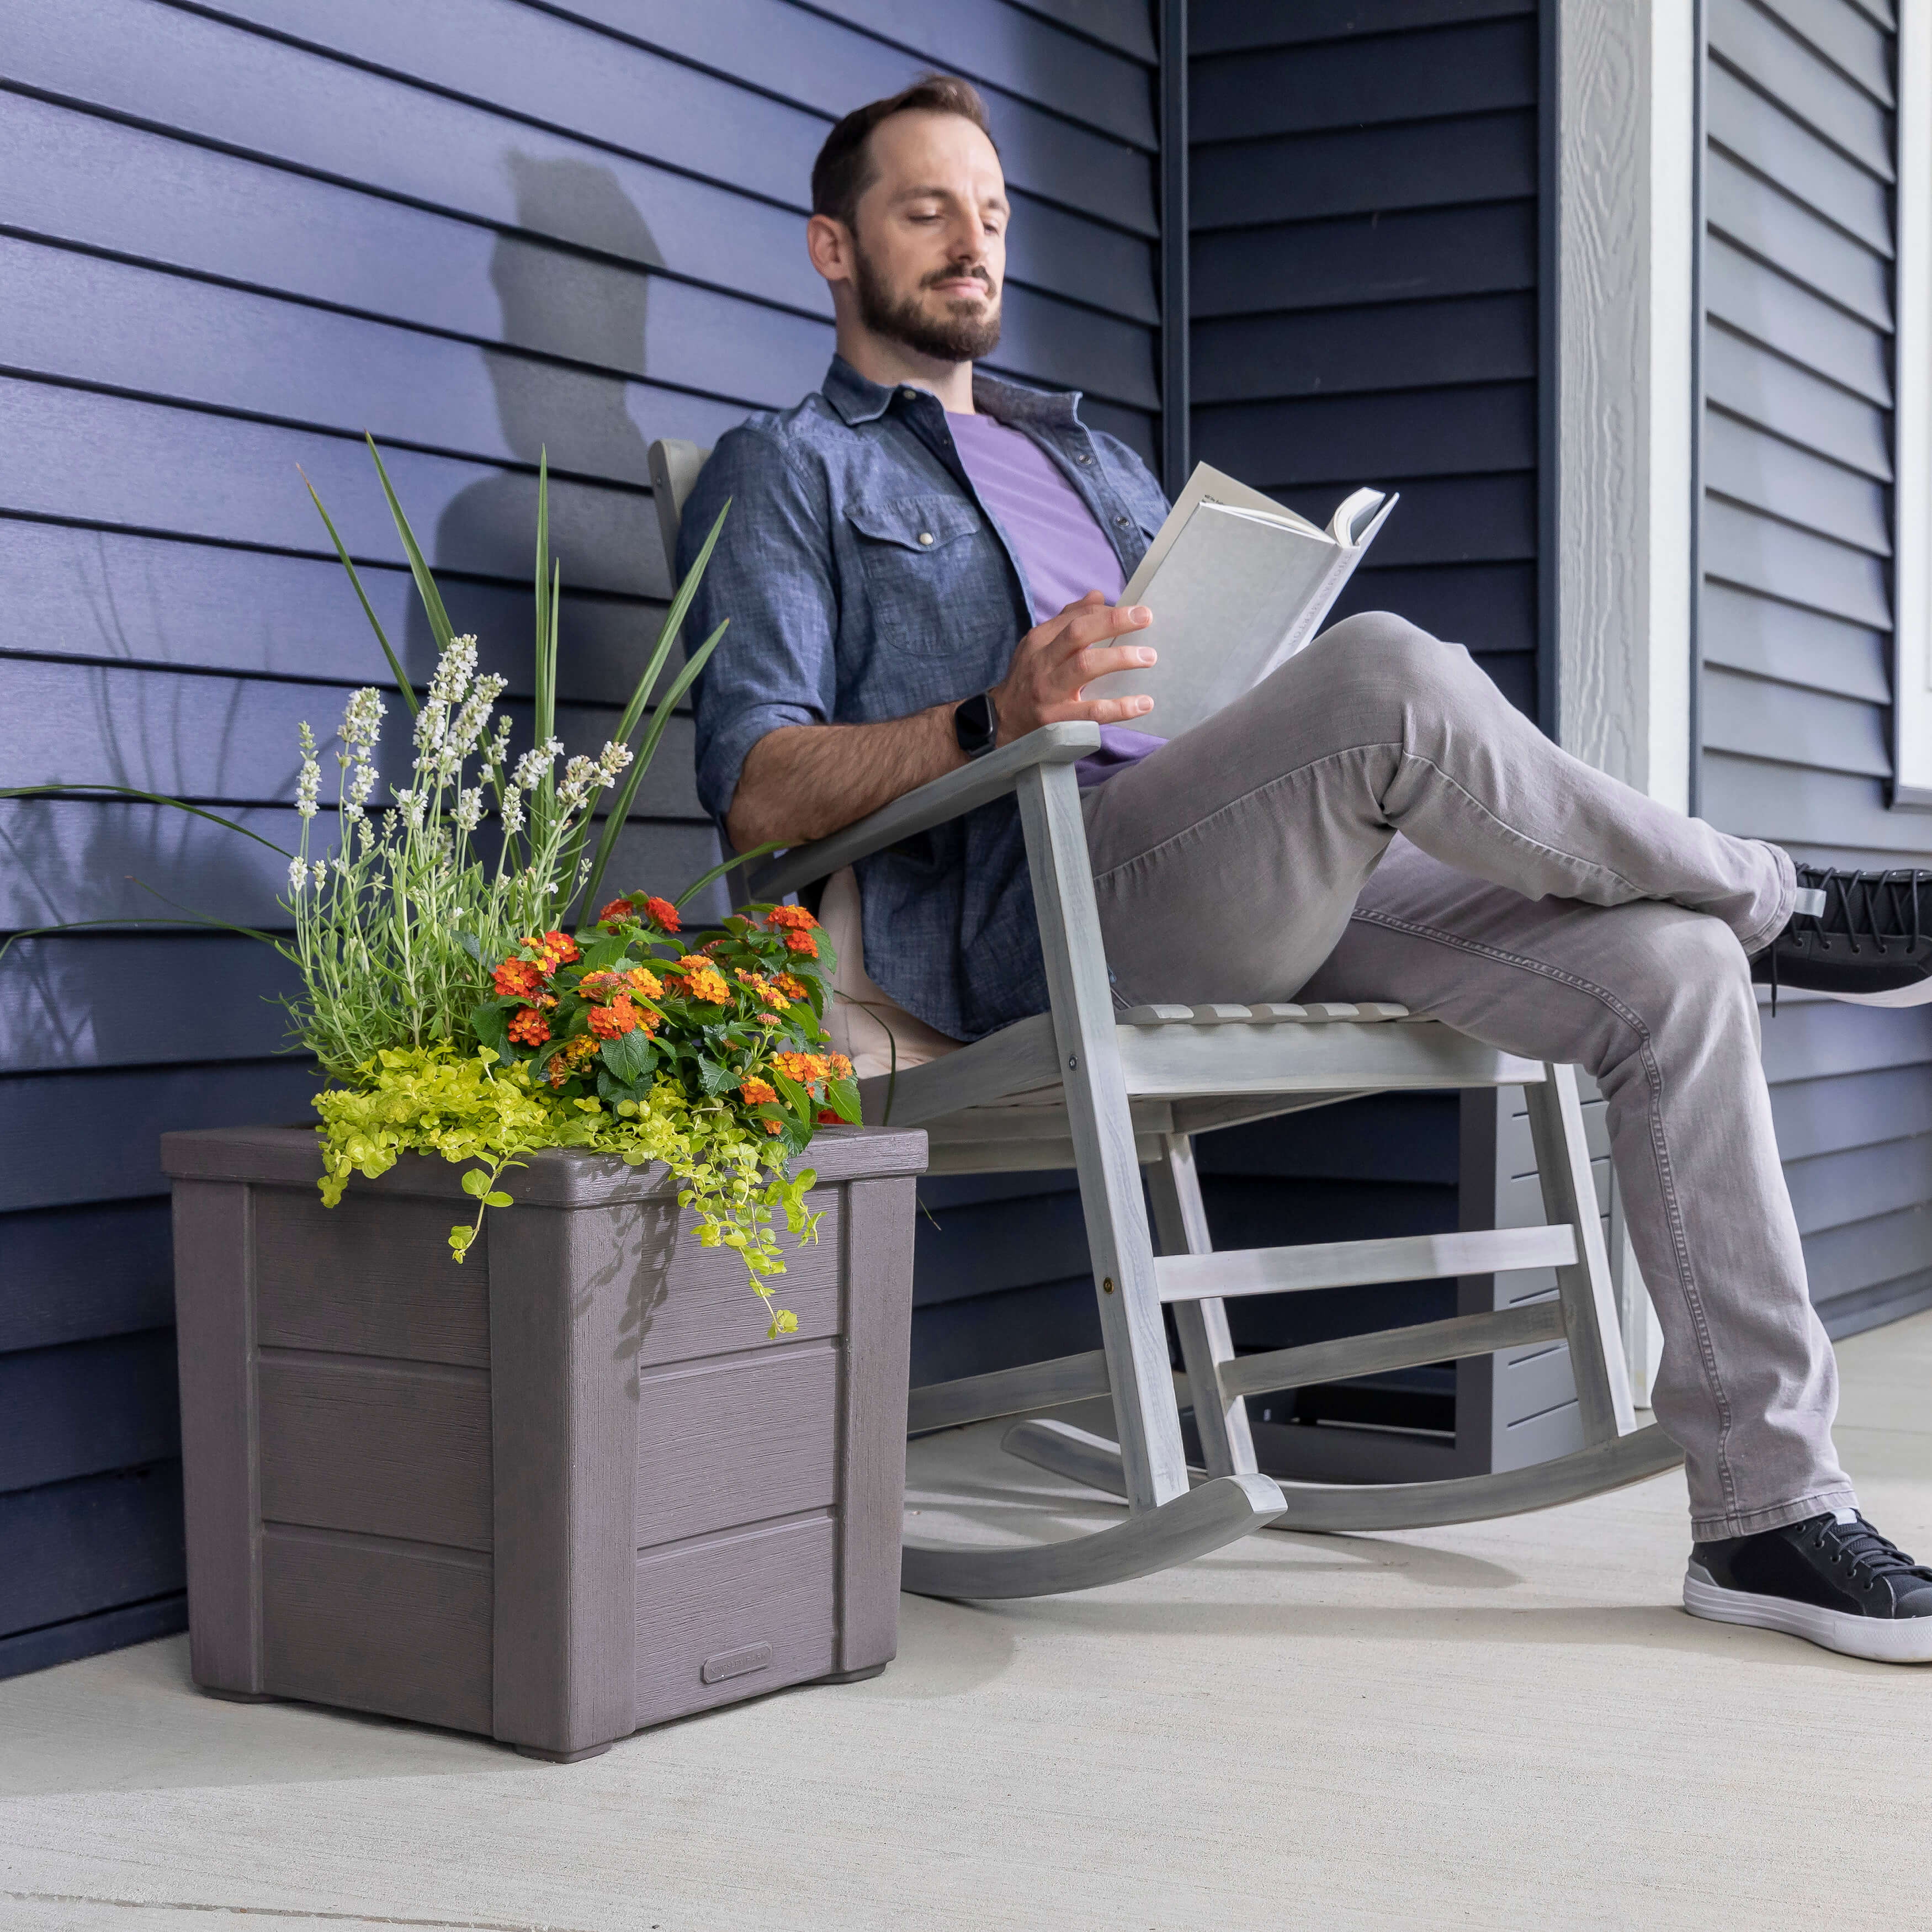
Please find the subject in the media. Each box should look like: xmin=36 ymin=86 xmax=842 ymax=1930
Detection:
xmin=746 ymin=721 xmax=1100 ymax=902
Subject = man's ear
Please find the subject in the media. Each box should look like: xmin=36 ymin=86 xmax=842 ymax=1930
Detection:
xmin=806 ymin=213 xmax=855 ymax=289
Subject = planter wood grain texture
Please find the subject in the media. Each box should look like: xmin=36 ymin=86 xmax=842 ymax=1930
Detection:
xmin=161 ymin=1124 xmax=926 ymax=1760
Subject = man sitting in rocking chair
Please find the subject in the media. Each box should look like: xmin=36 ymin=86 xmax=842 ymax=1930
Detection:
xmin=684 ymin=75 xmax=1932 ymax=1663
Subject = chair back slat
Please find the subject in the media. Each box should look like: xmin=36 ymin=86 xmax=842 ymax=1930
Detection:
xmin=646 ymin=437 xmax=713 ymax=581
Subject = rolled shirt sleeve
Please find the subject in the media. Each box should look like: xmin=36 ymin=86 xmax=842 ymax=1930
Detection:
xmin=684 ymin=426 xmax=838 ymax=826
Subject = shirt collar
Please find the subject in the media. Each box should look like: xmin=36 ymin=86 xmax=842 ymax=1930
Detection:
xmin=821 ymin=355 xmax=1085 ymax=433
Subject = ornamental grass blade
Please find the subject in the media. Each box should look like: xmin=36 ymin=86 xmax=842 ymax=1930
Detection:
xmin=534 ymin=449 xmax=555 ymax=748
xmin=0 ymin=783 xmax=293 ymax=855
xmin=365 ymin=433 xmax=455 ymax=656
xmin=575 ymin=617 xmax=728 ymax=918
xmin=607 ymin=499 xmax=731 ymax=752
xmin=300 ymin=466 xmax=419 ymax=716
xmin=672 ymin=838 xmax=780 ymax=912
xmin=0 ymin=911 xmax=282 ymax=968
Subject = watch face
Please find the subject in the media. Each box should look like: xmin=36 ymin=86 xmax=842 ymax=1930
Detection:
xmin=955 ymin=692 xmax=996 ymax=753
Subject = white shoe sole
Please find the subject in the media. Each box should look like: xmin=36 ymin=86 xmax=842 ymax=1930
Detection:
xmin=1813 ymin=980 xmax=1932 ymax=1007
xmin=1684 ymin=1563 xmax=1932 ymax=1663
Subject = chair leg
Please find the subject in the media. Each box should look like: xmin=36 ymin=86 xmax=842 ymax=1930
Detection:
xmin=1017 ymin=763 xmax=1191 ymax=1509
xmin=1147 ymin=1133 xmax=1258 ymax=1479
xmin=1522 ymin=1064 xmax=1637 ymax=1443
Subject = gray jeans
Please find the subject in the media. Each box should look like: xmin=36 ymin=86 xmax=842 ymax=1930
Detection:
xmin=1083 ymin=611 xmax=1854 ymax=1541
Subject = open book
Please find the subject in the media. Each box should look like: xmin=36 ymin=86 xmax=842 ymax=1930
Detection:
xmin=1081 ymin=462 xmax=1398 ymax=740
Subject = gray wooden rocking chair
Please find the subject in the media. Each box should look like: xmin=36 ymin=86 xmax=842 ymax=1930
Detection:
xmin=649 ymin=438 xmax=1683 ymax=1603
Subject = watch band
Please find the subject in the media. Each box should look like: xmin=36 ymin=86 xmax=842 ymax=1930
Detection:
xmin=953 ymin=689 xmax=999 ymax=759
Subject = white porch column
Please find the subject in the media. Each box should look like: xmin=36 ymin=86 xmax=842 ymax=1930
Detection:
xmin=1550 ymin=0 xmax=1697 ymax=1400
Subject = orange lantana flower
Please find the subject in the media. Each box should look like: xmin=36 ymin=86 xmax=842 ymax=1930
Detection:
xmin=626 ymin=967 xmax=663 ymax=997
xmin=671 ymin=957 xmax=730 ymax=1004
xmin=766 ymin=904 xmax=818 ymax=931
xmin=772 ymin=1050 xmax=831 ymax=1086
xmin=596 ymin=897 xmax=636 ymax=927
xmin=507 ymin=1006 xmax=550 ymax=1046
xmin=545 ymin=1033 xmax=599 ymax=1087
xmin=774 ymin=973 xmax=809 ymax=1002
xmin=740 ymin=1078 xmax=778 ymax=1106
xmin=641 ymin=896 xmax=681 ymax=932
xmin=588 ymin=995 xmax=638 ymax=1039
xmin=783 ymin=930 xmax=819 ymax=958
xmin=494 ymin=958 xmax=544 ymax=999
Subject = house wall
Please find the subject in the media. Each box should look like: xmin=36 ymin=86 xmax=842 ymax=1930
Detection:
xmin=0 ymin=0 xmax=1160 ymax=1678
xmin=1696 ymin=0 xmax=1932 ymax=1337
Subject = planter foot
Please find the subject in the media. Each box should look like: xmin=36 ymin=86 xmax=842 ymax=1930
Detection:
xmin=821 ymin=1663 xmax=888 ymax=1683
xmin=513 ymin=1740 xmax=614 ymax=1764
xmin=199 ymin=1686 xmax=276 ymax=1704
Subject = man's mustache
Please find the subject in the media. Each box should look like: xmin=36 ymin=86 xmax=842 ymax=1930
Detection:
xmin=922 ymin=262 xmax=995 ymax=297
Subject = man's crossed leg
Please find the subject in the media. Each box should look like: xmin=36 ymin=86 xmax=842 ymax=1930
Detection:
xmin=1083 ymin=612 xmax=1932 ymax=1661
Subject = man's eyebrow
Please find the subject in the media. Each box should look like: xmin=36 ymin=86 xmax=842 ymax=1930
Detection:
xmin=893 ymin=182 xmax=1010 ymax=209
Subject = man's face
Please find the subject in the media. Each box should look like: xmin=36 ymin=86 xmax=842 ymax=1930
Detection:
xmin=845 ymin=111 xmax=1008 ymax=363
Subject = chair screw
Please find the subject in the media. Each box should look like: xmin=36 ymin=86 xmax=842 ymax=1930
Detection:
xmin=1102 ymin=1276 xmax=1114 ymax=1294
xmin=1067 ymin=1055 xmax=1077 ymax=1069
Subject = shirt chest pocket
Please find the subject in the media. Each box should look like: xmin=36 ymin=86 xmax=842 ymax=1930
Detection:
xmin=844 ymin=496 xmax=1001 ymax=652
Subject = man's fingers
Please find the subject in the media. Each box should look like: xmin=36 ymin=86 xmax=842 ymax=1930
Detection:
xmin=1070 ymin=641 xmax=1158 ymax=685
xmin=1042 ymin=694 xmax=1156 ymax=727
xmin=1055 ymin=602 xmax=1152 ymax=654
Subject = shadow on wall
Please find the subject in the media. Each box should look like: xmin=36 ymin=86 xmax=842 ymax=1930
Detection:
xmin=416 ymin=155 xmax=665 ymax=700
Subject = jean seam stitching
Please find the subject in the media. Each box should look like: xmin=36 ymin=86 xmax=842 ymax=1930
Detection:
xmin=1352 ymin=904 xmax=1742 ymax=1513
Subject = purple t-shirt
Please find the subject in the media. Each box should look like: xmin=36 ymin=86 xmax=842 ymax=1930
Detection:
xmin=948 ymin=409 xmax=1165 ymax=785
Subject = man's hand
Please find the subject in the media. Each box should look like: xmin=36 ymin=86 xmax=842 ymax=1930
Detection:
xmin=988 ymin=590 xmax=1156 ymax=744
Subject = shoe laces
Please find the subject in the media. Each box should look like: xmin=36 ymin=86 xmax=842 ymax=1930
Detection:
xmin=1801 ymin=1514 xmax=1932 ymax=1589
xmin=1791 ymin=868 xmax=1931 ymax=960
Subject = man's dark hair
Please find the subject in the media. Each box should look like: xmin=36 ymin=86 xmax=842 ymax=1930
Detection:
xmin=811 ymin=75 xmax=997 ymax=234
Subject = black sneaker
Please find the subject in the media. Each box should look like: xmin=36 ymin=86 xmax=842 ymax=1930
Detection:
xmin=1684 ymin=1511 xmax=1932 ymax=1663
xmin=1752 ymin=867 xmax=1932 ymax=1006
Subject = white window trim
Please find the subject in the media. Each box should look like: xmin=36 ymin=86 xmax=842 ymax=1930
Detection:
xmin=1893 ymin=0 xmax=1932 ymax=805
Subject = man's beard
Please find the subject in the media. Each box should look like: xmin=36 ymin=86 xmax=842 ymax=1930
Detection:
xmin=852 ymin=243 xmax=1002 ymax=363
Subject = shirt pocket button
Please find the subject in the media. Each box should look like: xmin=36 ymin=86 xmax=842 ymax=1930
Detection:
xmin=919 ymin=532 xmax=935 ymax=545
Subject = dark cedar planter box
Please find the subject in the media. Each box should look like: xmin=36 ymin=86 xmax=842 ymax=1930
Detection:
xmin=161 ymin=1123 xmax=926 ymax=1761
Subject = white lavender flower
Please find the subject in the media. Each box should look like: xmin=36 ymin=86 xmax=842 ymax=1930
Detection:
xmin=485 ymin=713 xmax=513 ymax=772
xmin=500 ymin=784 xmax=526 ymax=836
xmin=341 ymin=686 xmax=386 ymax=753
xmin=426 ymin=635 xmax=477 ymax=709
xmin=454 ymin=788 xmax=484 ymax=833
xmin=594 ymin=739 xmax=633 ymax=785
xmin=556 ymin=754 xmax=598 ymax=811
xmin=295 ymin=725 xmax=321 ymax=820
xmin=512 ymin=738 xmax=563 ymax=793
xmin=311 ymin=859 xmax=328 ymax=889
xmin=449 ymin=674 xmax=506 ymax=762
xmin=287 ymin=855 xmax=307 ymax=896
xmin=394 ymin=787 xmax=427 ymax=830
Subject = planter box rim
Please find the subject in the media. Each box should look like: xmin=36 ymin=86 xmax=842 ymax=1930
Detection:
xmin=162 ymin=1123 xmax=927 ymax=1203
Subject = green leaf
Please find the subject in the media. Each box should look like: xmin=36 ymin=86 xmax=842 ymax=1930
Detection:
xmin=482 ymin=1191 xmax=514 ymax=1209
xmin=470 ymin=1002 xmax=509 ymax=1061
xmin=600 ymin=1026 xmax=654 ymax=1083
xmin=461 ymin=1169 xmax=491 ymax=1198
xmin=768 ymin=1065 xmax=813 ymax=1129
xmin=300 ymin=466 xmax=420 ymax=715
xmin=365 ymin=435 xmax=455 ymax=656
xmin=697 ymin=1057 xmax=736 ymax=1097
xmin=825 ymin=1077 xmax=862 ymax=1126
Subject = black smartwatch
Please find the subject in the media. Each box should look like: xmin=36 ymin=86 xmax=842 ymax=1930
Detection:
xmin=953 ymin=689 xmax=999 ymax=760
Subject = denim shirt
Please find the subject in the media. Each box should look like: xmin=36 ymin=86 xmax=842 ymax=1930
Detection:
xmin=686 ymin=357 xmax=1170 ymax=1042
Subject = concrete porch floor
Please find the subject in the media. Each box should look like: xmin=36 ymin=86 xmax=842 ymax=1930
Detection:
xmin=2 ymin=1312 xmax=1929 ymax=1932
